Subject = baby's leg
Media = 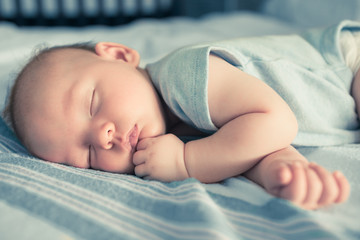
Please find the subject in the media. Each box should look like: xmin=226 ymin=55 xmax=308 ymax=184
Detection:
xmin=244 ymin=146 xmax=350 ymax=210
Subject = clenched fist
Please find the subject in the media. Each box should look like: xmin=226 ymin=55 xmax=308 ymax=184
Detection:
xmin=133 ymin=134 xmax=189 ymax=182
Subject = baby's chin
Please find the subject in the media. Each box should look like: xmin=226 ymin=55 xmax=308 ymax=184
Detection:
xmin=108 ymin=155 xmax=136 ymax=175
xmin=121 ymin=161 xmax=136 ymax=175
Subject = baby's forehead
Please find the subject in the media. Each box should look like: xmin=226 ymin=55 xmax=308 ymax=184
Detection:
xmin=29 ymin=48 xmax=92 ymax=77
xmin=39 ymin=47 xmax=91 ymax=65
xmin=17 ymin=50 xmax=72 ymax=102
xmin=13 ymin=48 xmax=92 ymax=148
xmin=23 ymin=49 xmax=73 ymax=78
xmin=18 ymin=47 xmax=97 ymax=105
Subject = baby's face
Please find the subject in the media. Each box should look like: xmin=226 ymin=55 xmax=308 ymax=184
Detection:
xmin=21 ymin=43 xmax=166 ymax=173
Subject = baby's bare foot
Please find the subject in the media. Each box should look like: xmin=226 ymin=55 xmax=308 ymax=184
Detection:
xmin=263 ymin=160 xmax=350 ymax=210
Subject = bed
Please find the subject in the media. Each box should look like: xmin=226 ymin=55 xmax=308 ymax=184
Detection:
xmin=0 ymin=0 xmax=359 ymax=239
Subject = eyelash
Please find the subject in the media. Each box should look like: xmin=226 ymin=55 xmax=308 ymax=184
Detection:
xmin=88 ymin=145 xmax=92 ymax=168
xmin=88 ymin=89 xmax=95 ymax=167
xmin=90 ymin=89 xmax=95 ymax=116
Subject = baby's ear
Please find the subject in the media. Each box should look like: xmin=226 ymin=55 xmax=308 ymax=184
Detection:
xmin=95 ymin=42 xmax=140 ymax=66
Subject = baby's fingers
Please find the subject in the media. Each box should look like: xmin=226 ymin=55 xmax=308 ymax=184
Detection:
xmin=302 ymin=168 xmax=322 ymax=209
xmin=310 ymin=163 xmax=339 ymax=207
xmin=134 ymin=163 xmax=148 ymax=178
xmin=132 ymin=150 xmax=146 ymax=165
xmin=136 ymin=138 xmax=152 ymax=151
xmin=333 ymin=171 xmax=350 ymax=204
xmin=280 ymin=162 xmax=307 ymax=204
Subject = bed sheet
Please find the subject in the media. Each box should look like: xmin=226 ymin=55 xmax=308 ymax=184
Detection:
xmin=0 ymin=12 xmax=359 ymax=240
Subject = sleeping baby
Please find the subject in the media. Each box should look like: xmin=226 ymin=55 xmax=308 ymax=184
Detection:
xmin=4 ymin=20 xmax=358 ymax=210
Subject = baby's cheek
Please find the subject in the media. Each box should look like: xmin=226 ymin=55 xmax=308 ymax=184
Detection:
xmin=95 ymin=152 xmax=135 ymax=174
xmin=62 ymin=161 xmax=84 ymax=169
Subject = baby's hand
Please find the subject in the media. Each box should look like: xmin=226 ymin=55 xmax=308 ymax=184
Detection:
xmin=264 ymin=161 xmax=350 ymax=210
xmin=133 ymin=134 xmax=189 ymax=182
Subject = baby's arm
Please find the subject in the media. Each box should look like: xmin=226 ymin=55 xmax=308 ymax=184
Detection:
xmin=134 ymin=54 xmax=350 ymax=208
xmin=183 ymin=54 xmax=298 ymax=182
xmin=134 ymin=54 xmax=297 ymax=182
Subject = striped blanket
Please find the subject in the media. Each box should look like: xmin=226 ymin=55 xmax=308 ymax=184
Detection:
xmin=1 ymin=116 xmax=359 ymax=240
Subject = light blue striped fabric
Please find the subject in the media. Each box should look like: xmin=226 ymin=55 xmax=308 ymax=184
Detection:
xmin=1 ymin=116 xmax=359 ymax=240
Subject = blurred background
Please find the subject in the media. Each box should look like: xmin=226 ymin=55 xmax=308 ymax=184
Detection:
xmin=0 ymin=0 xmax=359 ymax=27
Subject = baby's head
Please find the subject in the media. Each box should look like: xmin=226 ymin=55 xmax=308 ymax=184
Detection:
xmin=4 ymin=42 xmax=167 ymax=173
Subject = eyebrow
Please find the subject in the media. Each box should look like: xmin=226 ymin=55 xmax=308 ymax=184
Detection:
xmin=62 ymin=79 xmax=88 ymax=119
xmin=58 ymin=81 xmax=79 ymax=166
xmin=62 ymin=82 xmax=74 ymax=117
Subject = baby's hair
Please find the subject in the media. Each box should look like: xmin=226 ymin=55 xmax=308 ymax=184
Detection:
xmin=2 ymin=41 xmax=96 ymax=141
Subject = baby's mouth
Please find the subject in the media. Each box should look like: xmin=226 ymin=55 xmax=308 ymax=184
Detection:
xmin=128 ymin=124 xmax=139 ymax=151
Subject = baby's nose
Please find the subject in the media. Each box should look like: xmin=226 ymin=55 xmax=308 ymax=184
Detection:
xmin=96 ymin=122 xmax=115 ymax=150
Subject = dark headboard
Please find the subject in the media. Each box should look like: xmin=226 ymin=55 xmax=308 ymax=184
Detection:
xmin=0 ymin=0 xmax=264 ymax=27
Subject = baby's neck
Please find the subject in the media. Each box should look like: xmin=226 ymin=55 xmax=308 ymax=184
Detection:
xmin=140 ymin=67 xmax=205 ymax=137
xmin=162 ymin=103 xmax=206 ymax=137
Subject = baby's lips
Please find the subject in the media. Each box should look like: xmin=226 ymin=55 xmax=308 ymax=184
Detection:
xmin=129 ymin=124 xmax=139 ymax=150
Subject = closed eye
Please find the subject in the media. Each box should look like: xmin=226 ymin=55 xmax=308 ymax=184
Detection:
xmin=88 ymin=145 xmax=92 ymax=168
xmin=90 ymin=89 xmax=95 ymax=116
